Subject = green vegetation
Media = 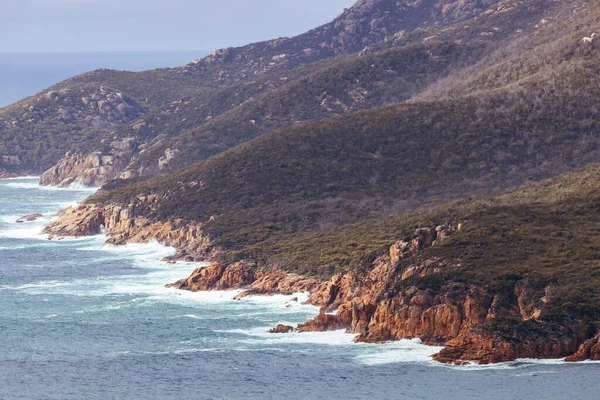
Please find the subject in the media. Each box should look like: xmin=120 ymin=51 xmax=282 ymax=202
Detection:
xmin=93 ymin=61 xmax=600 ymax=264
xmin=1 ymin=0 xmax=564 ymax=176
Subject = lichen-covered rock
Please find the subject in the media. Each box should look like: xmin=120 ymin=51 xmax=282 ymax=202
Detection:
xmin=40 ymin=137 xmax=138 ymax=188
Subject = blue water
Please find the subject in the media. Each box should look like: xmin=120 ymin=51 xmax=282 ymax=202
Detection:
xmin=1 ymin=177 xmax=600 ymax=400
xmin=0 ymin=51 xmax=207 ymax=108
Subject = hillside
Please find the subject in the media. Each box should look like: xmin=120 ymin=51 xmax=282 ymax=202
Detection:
xmin=0 ymin=0 xmax=505 ymax=182
xmin=89 ymin=47 xmax=600 ymax=264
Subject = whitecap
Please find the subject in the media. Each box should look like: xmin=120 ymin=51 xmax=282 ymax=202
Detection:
xmin=0 ymin=218 xmax=46 ymax=239
xmin=77 ymin=240 xmax=178 ymax=268
xmin=172 ymin=314 xmax=205 ymax=320
xmin=0 ymin=175 xmax=40 ymax=181
xmin=0 ymin=280 xmax=73 ymax=291
xmin=223 ymin=327 xmax=359 ymax=346
xmin=354 ymin=339 xmax=444 ymax=365
xmin=431 ymin=357 xmax=590 ymax=371
xmin=3 ymin=181 xmax=97 ymax=193
xmin=137 ymin=348 xmax=224 ymax=356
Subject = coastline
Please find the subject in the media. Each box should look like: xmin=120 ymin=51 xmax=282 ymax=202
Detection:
xmin=40 ymin=199 xmax=600 ymax=365
xmin=0 ymin=172 xmax=26 ymax=179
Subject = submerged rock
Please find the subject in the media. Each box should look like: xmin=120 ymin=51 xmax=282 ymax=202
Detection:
xmin=16 ymin=214 xmax=43 ymax=223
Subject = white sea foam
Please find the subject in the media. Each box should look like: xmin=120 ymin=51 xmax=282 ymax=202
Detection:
xmin=354 ymin=339 xmax=444 ymax=365
xmin=222 ymin=327 xmax=359 ymax=346
xmin=2 ymin=181 xmax=97 ymax=192
xmin=0 ymin=220 xmax=102 ymax=241
xmin=0 ymin=222 xmax=45 ymax=239
xmin=133 ymin=348 xmax=224 ymax=356
xmin=173 ymin=314 xmax=205 ymax=320
xmin=0 ymin=175 xmax=40 ymax=180
xmin=78 ymin=240 xmax=177 ymax=267
xmin=242 ymin=291 xmax=312 ymax=306
xmin=428 ymin=356 xmax=593 ymax=371
xmin=0 ymin=280 xmax=73 ymax=291
xmin=67 ymin=180 xmax=97 ymax=190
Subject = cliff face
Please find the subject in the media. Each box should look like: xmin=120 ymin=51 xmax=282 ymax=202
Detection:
xmin=167 ymin=248 xmax=594 ymax=365
xmin=565 ymin=334 xmax=600 ymax=362
xmin=43 ymin=203 xmax=216 ymax=259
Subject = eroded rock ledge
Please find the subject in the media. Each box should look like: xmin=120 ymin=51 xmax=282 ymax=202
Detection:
xmin=44 ymin=204 xmax=600 ymax=364
xmin=43 ymin=203 xmax=217 ymax=260
xmin=170 ymin=258 xmax=599 ymax=365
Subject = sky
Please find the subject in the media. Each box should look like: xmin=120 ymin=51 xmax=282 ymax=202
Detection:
xmin=0 ymin=0 xmax=357 ymax=53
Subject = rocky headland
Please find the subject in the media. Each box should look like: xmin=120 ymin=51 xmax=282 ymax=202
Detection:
xmin=42 ymin=197 xmax=600 ymax=365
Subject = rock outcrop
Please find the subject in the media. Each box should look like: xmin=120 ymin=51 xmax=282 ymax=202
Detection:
xmin=269 ymin=324 xmax=294 ymax=334
xmin=40 ymin=137 xmax=137 ymax=187
xmin=168 ymin=262 xmax=322 ymax=296
xmin=16 ymin=214 xmax=43 ymax=223
xmin=6 ymin=87 xmax=142 ymax=134
xmin=43 ymin=203 xmax=217 ymax=259
xmin=565 ymin=334 xmax=600 ymax=362
xmin=163 ymin=222 xmax=600 ymax=364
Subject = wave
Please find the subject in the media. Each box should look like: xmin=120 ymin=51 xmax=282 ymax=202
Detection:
xmin=354 ymin=339 xmax=444 ymax=366
xmin=0 ymin=175 xmax=40 ymax=181
xmin=114 ymin=348 xmax=224 ymax=358
xmin=3 ymin=181 xmax=97 ymax=192
xmin=78 ymin=239 xmax=177 ymax=267
xmin=0 ymin=222 xmax=45 ymax=239
xmin=221 ymin=327 xmax=359 ymax=346
xmin=0 ymin=280 xmax=73 ymax=291
xmin=424 ymin=356 xmax=600 ymax=371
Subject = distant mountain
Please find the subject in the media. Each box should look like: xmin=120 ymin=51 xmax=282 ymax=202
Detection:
xmin=0 ymin=51 xmax=208 ymax=108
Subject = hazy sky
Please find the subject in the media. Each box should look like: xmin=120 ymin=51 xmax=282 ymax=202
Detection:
xmin=1 ymin=0 xmax=356 ymax=53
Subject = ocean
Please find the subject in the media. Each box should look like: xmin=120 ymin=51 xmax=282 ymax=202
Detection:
xmin=0 ymin=51 xmax=207 ymax=108
xmin=0 ymin=177 xmax=599 ymax=400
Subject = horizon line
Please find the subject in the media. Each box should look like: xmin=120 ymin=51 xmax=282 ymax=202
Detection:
xmin=0 ymin=50 xmax=210 ymax=55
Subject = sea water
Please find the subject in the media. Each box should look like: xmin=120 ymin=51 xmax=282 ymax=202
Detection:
xmin=1 ymin=177 xmax=600 ymax=400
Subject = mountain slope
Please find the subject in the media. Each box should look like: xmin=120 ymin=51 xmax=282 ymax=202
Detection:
xmin=89 ymin=56 xmax=600 ymax=258
xmin=0 ymin=0 xmax=503 ymax=180
xmin=38 ymin=0 xmax=566 ymax=184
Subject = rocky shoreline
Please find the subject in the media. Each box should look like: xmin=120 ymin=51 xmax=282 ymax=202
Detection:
xmin=0 ymin=171 xmax=20 ymax=179
xmin=43 ymin=202 xmax=600 ymax=365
